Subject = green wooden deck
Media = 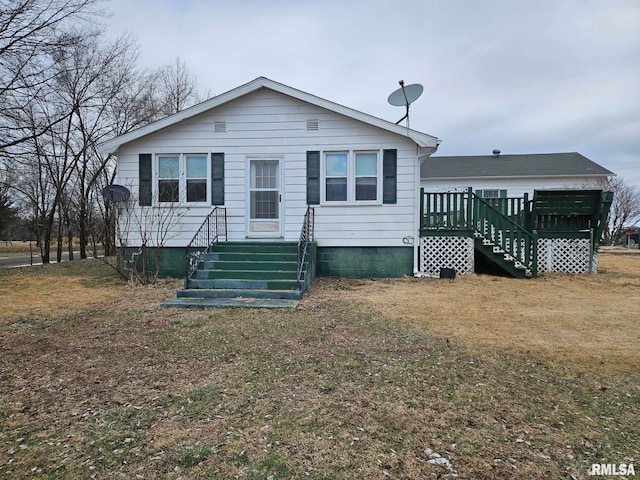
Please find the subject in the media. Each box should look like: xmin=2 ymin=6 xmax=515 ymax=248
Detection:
xmin=420 ymin=188 xmax=613 ymax=278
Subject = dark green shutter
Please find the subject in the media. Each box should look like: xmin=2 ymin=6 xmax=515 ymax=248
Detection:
xmin=499 ymin=189 xmax=507 ymax=198
xmin=306 ymin=151 xmax=320 ymax=205
xmin=211 ymin=153 xmax=224 ymax=205
xmin=139 ymin=153 xmax=152 ymax=206
xmin=383 ymin=149 xmax=397 ymax=204
xmin=475 ymin=189 xmax=483 ymax=198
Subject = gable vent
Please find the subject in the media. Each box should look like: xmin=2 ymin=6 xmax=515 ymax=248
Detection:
xmin=306 ymin=119 xmax=319 ymax=131
xmin=214 ymin=121 xmax=227 ymax=133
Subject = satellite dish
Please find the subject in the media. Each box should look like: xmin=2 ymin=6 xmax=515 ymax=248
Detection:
xmin=101 ymin=184 xmax=131 ymax=202
xmin=388 ymin=83 xmax=423 ymax=106
xmin=387 ymin=80 xmax=424 ymax=126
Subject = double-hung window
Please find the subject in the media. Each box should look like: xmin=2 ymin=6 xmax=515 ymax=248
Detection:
xmin=157 ymin=153 xmax=209 ymax=204
xmin=324 ymin=150 xmax=380 ymax=203
xmin=481 ymin=189 xmax=500 ymax=199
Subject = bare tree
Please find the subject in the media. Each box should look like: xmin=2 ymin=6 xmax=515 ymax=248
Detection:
xmin=53 ymin=32 xmax=142 ymax=259
xmin=0 ymin=0 xmax=103 ymax=150
xmin=588 ymin=176 xmax=640 ymax=244
xmin=113 ymin=190 xmax=188 ymax=284
xmin=153 ymin=57 xmax=203 ymax=116
xmin=1 ymin=31 xmax=159 ymax=263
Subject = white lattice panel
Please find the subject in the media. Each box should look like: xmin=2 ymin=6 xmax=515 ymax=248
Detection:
xmin=537 ymin=238 xmax=597 ymax=274
xmin=420 ymin=236 xmax=474 ymax=276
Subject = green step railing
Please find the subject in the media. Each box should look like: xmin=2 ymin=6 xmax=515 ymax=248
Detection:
xmin=185 ymin=207 xmax=227 ymax=282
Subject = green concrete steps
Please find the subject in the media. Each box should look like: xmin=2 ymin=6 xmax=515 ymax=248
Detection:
xmin=186 ymin=278 xmax=301 ymax=290
xmin=202 ymin=260 xmax=299 ymax=271
xmin=193 ymin=269 xmax=302 ymax=280
xmin=161 ymin=241 xmax=313 ymax=308
xmin=161 ymin=298 xmax=300 ymax=308
xmin=177 ymin=288 xmax=301 ymax=300
xmin=212 ymin=242 xmax=296 ymax=253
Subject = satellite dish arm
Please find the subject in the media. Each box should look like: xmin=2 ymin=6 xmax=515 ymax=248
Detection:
xmin=395 ymin=110 xmax=409 ymax=125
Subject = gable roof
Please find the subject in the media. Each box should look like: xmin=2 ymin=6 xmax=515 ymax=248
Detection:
xmin=99 ymin=76 xmax=441 ymax=154
xmin=421 ymin=152 xmax=614 ymax=179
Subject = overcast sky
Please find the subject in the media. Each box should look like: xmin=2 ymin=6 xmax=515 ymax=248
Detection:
xmin=106 ymin=0 xmax=640 ymax=187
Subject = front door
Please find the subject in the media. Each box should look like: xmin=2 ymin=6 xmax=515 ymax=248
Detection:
xmin=247 ymin=158 xmax=282 ymax=237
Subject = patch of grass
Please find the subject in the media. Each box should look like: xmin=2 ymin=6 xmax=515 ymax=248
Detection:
xmin=82 ymin=406 xmax=158 ymax=468
xmin=159 ymin=383 xmax=222 ymax=421
xmin=0 ymin=241 xmax=34 ymax=254
xmin=165 ymin=441 xmax=212 ymax=468
xmin=248 ymin=452 xmax=291 ymax=478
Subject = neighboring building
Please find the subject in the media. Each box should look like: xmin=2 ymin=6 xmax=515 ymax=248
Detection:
xmin=420 ymin=151 xmax=613 ymax=197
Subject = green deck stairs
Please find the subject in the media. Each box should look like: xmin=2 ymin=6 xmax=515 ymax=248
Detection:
xmin=161 ymin=241 xmax=312 ymax=308
xmin=420 ymin=188 xmax=612 ymax=278
xmin=473 ymin=235 xmax=531 ymax=278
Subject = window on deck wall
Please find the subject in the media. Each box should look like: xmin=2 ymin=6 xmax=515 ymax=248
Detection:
xmin=482 ymin=189 xmax=500 ymax=199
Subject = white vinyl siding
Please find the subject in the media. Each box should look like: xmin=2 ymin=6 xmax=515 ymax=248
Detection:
xmin=116 ymin=89 xmax=425 ymax=248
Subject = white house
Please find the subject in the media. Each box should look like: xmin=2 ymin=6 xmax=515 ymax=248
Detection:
xmin=99 ymin=77 xmax=441 ymax=282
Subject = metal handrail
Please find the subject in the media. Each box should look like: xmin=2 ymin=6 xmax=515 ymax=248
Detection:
xmin=297 ymin=206 xmax=314 ymax=285
xmin=185 ymin=207 xmax=227 ymax=281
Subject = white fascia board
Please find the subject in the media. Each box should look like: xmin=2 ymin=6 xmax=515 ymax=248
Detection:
xmin=98 ymin=77 xmax=441 ymax=154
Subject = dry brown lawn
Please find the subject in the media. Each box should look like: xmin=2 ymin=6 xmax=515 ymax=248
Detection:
xmin=0 ymin=248 xmax=638 ymax=479
xmin=303 ymin=246 xmax=640 ymax=375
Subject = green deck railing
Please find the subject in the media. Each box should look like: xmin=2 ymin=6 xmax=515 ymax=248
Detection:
xmin=420 ymin=188 xmax=613 ymax=278
xmin=420 ymin=188 xmax=537 ymax=277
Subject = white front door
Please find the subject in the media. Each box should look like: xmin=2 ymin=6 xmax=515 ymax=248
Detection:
xmin=247 ymin=158 xmax=282 ymax=237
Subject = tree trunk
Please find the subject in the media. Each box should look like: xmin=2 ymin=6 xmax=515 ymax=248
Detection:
xmin=41 ymin=212 xmax=56 ymax=264
xmin=67 ymin=221 xmax=74 ymax=261
xmin=79 ymin=199 xmax=87 ymax=259
xmin=103 ymin=202 xmax=116 ymax=256
xmin=56 ymin=213 xmax=63 ymax=263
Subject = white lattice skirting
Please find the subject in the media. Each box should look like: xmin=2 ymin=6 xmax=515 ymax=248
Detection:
xmin=537 ymin=238 xmax=597 ymax=274
xmin=420 ymin=236 xmax=474 ymax=276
